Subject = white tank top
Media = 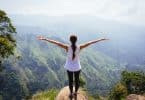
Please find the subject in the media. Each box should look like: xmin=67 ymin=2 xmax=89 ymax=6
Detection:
xmin=64 ymin=45 xmax=81 ymax=71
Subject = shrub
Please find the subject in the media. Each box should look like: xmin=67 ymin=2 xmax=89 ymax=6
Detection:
xmin=109 ymin=83 xmax=127 ymax=100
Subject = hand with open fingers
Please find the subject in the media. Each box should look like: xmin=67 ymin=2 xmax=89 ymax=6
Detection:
xmin=37 ymin=36 xmax=46 ymax=40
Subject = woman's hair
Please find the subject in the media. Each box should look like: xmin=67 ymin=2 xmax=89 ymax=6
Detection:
xmin=70 ymin=35 xmax=77 ymax=60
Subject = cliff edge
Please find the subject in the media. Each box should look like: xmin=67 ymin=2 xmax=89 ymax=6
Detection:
xmin=56 ymin=86 xmax=88 ymax=100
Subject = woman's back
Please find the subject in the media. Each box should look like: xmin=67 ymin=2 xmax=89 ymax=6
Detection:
xmin=64 ymin=45 xmax=81 ymax=71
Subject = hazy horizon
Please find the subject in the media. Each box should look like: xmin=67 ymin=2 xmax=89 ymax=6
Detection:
xmin=0 ymin=0 xmax=145 ymax=27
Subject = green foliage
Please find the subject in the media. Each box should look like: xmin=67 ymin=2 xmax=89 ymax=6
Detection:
xmin=109 ymin=71 xmax=145 ymax=100
xmin=0 ymin=9 xmax=16 ymax=68
xmin=0 ymin=36 xmax=15 ymax=58
xmin=0 ymin=10 xmax=16 ymax=34
xmin=80 ymin=75 xmax=86 ymax=88
xmin=121 ymin=71 xmax=145 ymax=94
xmin=32 ymin=89 xmax=58 ymax=100
xmin=109 ymin=82 xmax=127 ymax=100
xmin=0 ymin=70 xmax=29 ymax=100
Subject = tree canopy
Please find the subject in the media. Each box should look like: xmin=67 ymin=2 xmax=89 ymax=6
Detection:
xmin=0 ymin=10 xmax=16 ymax=69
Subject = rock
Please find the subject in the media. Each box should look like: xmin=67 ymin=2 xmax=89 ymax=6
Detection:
xmin=126 ymin=94 xmax=145 ymax=100
xmin=56 ymin=86 xmax=88 ymax=100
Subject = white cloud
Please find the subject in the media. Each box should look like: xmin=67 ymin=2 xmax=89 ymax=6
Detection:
xmin=0 ymin=0 xmax=145 ymax=26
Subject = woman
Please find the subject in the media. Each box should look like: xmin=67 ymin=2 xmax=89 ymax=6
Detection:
xmin=37 ymin=35 xmax=108 ymax=98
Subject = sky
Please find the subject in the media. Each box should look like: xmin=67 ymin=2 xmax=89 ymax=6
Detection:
xmin=0 ymin=0 xmax=145 ymax=26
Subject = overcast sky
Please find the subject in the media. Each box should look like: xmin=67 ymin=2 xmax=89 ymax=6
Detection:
xmin=0 ymin=0 xmax=145 ymax=26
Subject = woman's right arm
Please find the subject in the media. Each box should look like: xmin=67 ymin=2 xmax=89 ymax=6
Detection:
xmin=37 ymin=36 xmax=68 ymax=51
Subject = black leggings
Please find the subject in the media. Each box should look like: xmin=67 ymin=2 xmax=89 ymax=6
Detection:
xmin=67 ymin=70 xmax=81 ymax=93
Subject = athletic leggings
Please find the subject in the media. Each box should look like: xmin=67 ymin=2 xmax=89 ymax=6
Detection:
xmin=67 ymin=70 xmax=81 ymax=93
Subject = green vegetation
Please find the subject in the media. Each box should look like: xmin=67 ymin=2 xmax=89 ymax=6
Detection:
xmin=109 ymin=71 xmax=145 ymax=100
xmin=0 ymin=9 xmax=16 ymax=71
xmin=109 ymin=82 xmax=127 ymax=100
xmin=32 ymin=89 xmax=59 ymax=100
xmin=79 ymin=75 xmax=86 ymax=88
xmin=0 ymin=70 xmax=29 ymax=100
xmin=121 ymin=71 xmax=145 ymax=94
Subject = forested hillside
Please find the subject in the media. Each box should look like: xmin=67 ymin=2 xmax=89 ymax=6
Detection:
xmin=0 ymin=32 xmax=123 ymax=99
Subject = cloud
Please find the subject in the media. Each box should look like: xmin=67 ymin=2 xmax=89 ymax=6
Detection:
xmin=0 ymin=0 xmax=145 ymax=26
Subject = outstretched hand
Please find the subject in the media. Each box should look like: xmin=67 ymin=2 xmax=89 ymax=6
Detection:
xmin=36 ymin=36 xmax=46 ymax=40
xmin=101 ymin=38 xmax=109 ymax=41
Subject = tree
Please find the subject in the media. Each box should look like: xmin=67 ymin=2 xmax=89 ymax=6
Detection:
xmin=109 ymin=82 xmax=127 ymax=100
xmin=0 ymin=10 xmax=16 ymax=70
xmin=121 ymin=71 xmax=145 ymax=94
xmin=109 ymin=71 xmax=145 ymax=100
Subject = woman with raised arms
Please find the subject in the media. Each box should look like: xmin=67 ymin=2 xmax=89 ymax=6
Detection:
xmin=37 ymin=34 xmax=109 ymax=99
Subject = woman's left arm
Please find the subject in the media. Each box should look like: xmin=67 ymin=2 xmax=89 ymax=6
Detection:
xmin=80 ymin=38 xmax=109 ymax=50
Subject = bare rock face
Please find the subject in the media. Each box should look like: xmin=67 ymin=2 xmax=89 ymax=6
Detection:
xmin=56 ymin=86 xmax=88 ymax=100
xmin=126 ymin=94 xmax=145 ymax=100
